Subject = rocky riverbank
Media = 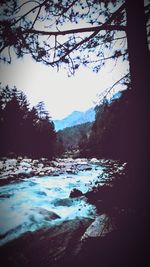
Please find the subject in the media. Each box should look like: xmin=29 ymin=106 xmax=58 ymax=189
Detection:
xmin=0 ymin=156 xmax=126 ymax=186
xmin=0 ymin=213 xmax=118 ymax=267
xmin=0 ymin=210 xmax=145 ymax=267
xmin=0 ymin=157 xmax=91 ymax=186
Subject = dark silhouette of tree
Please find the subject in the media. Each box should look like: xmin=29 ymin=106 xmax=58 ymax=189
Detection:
xmin=0 ymin=1 xmax=149 ymax=74
xmin=34 ymin=116 xmax=56 ymax=158
xmin=0 ymin=1 xmax=129 ymax=72
xmin=83 ymin=89 xmax=135 ymax=159
xmin=0 ymin=86 xmax=57 ymax=159
xmin=1 ymin=94 xmax=21 ymax=154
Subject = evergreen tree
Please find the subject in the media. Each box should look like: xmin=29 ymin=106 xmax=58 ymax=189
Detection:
xmin=0 ymin=86 xmax=56 ymax=159
xmin=1 ymin=94 xmax=22 ymax=154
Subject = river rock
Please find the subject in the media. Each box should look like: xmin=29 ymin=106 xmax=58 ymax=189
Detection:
xmin=20 ymin=162 xmax=31 ymax=168
xmin=77 ymin=164 xmax=92 ymax=171
xmin=75 ymin=158 xmax=88 ymax=164
xmin=81 ymin=214 xmax=115 ymax=241
xmin=90 ymin=158 xmax=99 ymax=164
xmin=51 ymin=198 xmax=73 ymax=207
xmin=39 ymin=172 xmax=45 ymax=176
xmin=0 ymin=218 xmax=92 ymax=267
xmin=69 ymin=188 xmax=83 ymax=198
xmin=6 ymin=159 xmax=17 ymax=167
xmin=66 ymin=168 xmax=77 ymax=174
xmin=0 ymin=161 xmax=4 ymax=170
xmin=31 ymin=207 xmax=61 ymax=220
xmin=37 ymin=163 xmax=44 ymax=169
xmin=32 ymin=159 xmax=39 ymax=165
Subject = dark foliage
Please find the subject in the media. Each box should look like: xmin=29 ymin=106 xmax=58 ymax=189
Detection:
xmin=0 ymin=85 xmax=56 ymax=159
xmin=0 ymin=0 xmax=128 ymax=75
xmin=55 ymin=137 xmax=65 ymax=157
xmin=79 ymin=88 xmax=147 ymax=162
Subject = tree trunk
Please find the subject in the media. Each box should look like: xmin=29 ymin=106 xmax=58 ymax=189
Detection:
xmin=126 ymin=0 xmax=150 ymax=209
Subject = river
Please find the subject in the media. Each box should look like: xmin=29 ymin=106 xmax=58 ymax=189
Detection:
xmin=0 ymin=158 xmax=125 ymax=246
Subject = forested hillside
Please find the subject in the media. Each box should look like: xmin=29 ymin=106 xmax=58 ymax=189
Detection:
xmin=57 ymin=122 xmax=93 ymax=151
xmin=79 ymin=89 xmax=136 ymax=160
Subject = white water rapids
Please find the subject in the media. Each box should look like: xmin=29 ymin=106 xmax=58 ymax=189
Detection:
xmin=0 ymin=158 xmax=126 ymax=247
xmin=0 ymin=163 xmax=104 ymax=246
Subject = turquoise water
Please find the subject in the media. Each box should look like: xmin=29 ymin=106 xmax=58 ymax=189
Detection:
xmin=0 ymin=164 xmax=104 ymax=246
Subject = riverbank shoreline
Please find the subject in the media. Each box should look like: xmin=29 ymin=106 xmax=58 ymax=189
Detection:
xmin=0 ymin=156 xmax=125 ymax=186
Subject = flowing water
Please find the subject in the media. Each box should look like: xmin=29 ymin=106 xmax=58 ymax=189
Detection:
xmin=0 ymin=163 xmax=105 ymax=246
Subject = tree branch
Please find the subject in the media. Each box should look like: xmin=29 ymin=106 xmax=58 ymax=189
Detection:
xmin=36 ymin=2 xmax=126 ymax=65
xmin=103 ymin=73 xmax=130 ymax=100
xmin=11 ymin=0 xmax=49 ymax=26
xmin=14 ymin=1 xmax=40 ymax=13
xmin=24 ymin=25 xmax=126 ymax=36
xmin=31 ymin=6 xmax=42 ymax=29
xmin=0 ymin=1 xmax=127 ymax=65
xmin=21 ymin=2 xmax=126 ymax=36
xmin=58 ymin=0 xmax=79 ymax=17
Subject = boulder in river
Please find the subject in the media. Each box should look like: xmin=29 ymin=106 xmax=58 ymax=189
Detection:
xmin=51 ymin=198 xmax=74 ymax=207
xmin=31 ymin=207 xmax=61 ymax=220
xmin=69 ymin=188 xmax=83 ymax=198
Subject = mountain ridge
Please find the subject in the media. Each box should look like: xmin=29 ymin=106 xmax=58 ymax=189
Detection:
xmin=53 ymin=107 xmax=95 ymax=131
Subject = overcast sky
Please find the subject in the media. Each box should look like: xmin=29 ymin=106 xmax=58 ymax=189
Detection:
xmin=0 ymin=54 xmax=128 ymax=120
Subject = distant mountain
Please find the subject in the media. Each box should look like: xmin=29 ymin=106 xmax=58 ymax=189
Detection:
xmin=54 ymin=107 xmax=95 ymax=131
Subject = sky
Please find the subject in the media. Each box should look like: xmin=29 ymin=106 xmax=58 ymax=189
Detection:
xmin=0 ymin=54 xmax=128 ymax=120
xmin=0 ymin=1 xmax=129 ymax=120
